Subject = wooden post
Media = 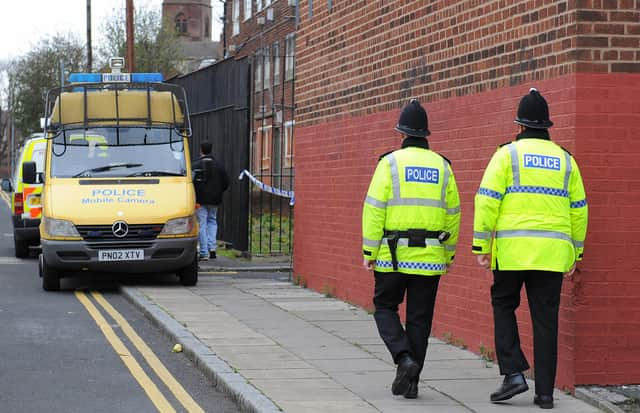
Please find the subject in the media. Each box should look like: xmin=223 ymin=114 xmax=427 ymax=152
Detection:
xmin=126 ymin=0 xmax=135 ymax=72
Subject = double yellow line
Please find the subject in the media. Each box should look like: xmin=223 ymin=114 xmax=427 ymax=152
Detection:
xmin=76 ymin=291 xmax=204 ymax=413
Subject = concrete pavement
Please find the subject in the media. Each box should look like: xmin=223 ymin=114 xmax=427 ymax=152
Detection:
xmin=123 ymin=257 xmax=604 ymax=413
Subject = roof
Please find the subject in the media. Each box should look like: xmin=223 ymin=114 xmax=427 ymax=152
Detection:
xmin=180 ymin=40 xmax=222 ymax=60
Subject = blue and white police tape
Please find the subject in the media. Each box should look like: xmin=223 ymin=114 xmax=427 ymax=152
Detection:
xmin=238 ymin=169 xmax=295 ymax=206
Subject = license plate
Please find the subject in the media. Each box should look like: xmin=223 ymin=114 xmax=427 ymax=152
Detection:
xmin=28 ymin=195 xmax=41 ymax=206
xmin=98 ymin=249 xmax=144 ymax=262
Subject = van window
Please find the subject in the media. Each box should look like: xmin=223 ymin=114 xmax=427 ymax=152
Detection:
xmin=50 ymin=127 xmax=187 ymax=178
xmin=32 ymin=142 xmax=46 ymax=172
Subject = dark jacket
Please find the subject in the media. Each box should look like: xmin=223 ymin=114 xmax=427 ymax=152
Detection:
xmin=192 ymin=155 xmax=230 ymax=205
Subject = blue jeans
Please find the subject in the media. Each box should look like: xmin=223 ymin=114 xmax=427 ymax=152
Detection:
xmin=196 ymin=205 xmax=218 ymax=256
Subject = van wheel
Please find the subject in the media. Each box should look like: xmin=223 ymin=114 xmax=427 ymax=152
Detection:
xmin=14 ymin=236 xmax=29 ymax=258
xmin=40 ymin=255 xmax=60 ymax=291
xmin=178 ymin=255 xmax=198 ymax=286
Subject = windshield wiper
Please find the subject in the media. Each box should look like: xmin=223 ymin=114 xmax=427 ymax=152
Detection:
xmin=126 ymin=170 xmax=185 ymax=177
xmin=73 ymin=163 xmax=143 ymax=178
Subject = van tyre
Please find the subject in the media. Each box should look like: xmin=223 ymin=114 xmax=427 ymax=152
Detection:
xmin=178 ymin=255 xmax=198 ymax=286
xmin=14 ymin=236 xmax=29 ymax=258
xmin=40 ymin=254 xmax=60 ymax=291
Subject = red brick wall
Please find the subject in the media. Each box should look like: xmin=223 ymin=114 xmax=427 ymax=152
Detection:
xmin=293 ymin=0 xmax=640 ymax=388
xmin=572 ymin=73 xmax=640 ymax=384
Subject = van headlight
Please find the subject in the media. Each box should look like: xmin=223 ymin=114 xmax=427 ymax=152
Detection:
xmin=160 ymin=216 xmax=195 ymax=235
xmin=43 ymin=217 xmax=80 ymax=237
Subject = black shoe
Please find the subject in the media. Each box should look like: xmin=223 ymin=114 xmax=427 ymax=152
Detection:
xmin=198 ymin=254 xmax=209 ymax=261
xmin=404 ymin=380 xmax=418 ymax=399
xmin=490 ymin=372 xmax=529 ymax=402
xmin=534 ymin=394 xmax=554 ymax=409
xmin=209 ymin=250 xmax=216 ymax=259
xmin=392 ymin=354 xmax=420 ymax=396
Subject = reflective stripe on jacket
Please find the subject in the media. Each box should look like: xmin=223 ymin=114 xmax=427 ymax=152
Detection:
xmin=472 ymin=138 xmax=588 ymax=272
xmin=362 ymin=146 xmax=461 ymax=276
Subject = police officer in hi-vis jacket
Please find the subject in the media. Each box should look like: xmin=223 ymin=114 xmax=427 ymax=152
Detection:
xmin=473 ymin=89 xmax=588 ymax=409
xmin=362 ymin=99 xmax=461 ymax=399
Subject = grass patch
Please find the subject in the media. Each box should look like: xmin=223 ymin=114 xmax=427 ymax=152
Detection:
xmin=214 ymin=244 xmax=246 ymax=259
xmin=442 ymin=331 xmax=467 ymax=350
xmin=251 ymin=213 xmax=292 ymax=255
xmin=321 ymin=282 xmax=336 ymax=298
xmin=479 ymin=343 xmax=495 ymax=368
xmin=292 ymin=274 xmax=307 ymax=288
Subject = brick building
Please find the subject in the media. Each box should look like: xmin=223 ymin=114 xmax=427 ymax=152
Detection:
xmin=162 ymin=0 xmax=222 ymax=72
xmin=224 ymin=0 xmax=296 ymax=190
xmin=224 ymin=0 xmax=298 ymax=254
xmin=293 ymin=0 xmax=640 ymax=389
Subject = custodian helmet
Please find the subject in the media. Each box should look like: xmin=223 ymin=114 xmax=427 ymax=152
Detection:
xmin=394 ymin=99 xmax=430 ymax=138
xmin=514 ymin=88 xmax=554 ymax=129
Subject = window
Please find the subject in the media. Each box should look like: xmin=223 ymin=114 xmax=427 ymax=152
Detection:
xmin=175 ymin=13 xmax=188 ymax=35
xmin=251 ymin=132 xmax=258 ymax=172
xmin=259 ymin=126 xmax=271 ymax=170
xmin=308 ymin=0 xmax=313 ymax=18
xmin=254 ymin=51 xmax=262 ymax=91
xmin=273 ymin=42 xmax=280 ymax=86
xmin=205 ymin=17 xmax=210 ymax=38
xmin=284 ymin=121 xmax=294 ymax=168
xmin=265 ymin=0 xmax=272 ymax=6
xmin=263 ymin=48 xmax=271 ymax=90
xmin=285 ymin=34 xmax=295 ymax=81
xmin=272 ymin=128 xmax=282 ymax=187
xmin=328 ymin=0 xmax=332 ymax=12
xmin=244 ymin=0 xmax=252 ymax=20
xmin=257 ymin=0 xmax=263 ymax=11
xmin=232 ymin=0 xmax=240 ymax=35
xmin=32 ymin=142 xmax=46 ymax=172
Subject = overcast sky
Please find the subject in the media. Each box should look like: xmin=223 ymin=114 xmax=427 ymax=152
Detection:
xmin=0 ymin=0 xmax=224 ymax=61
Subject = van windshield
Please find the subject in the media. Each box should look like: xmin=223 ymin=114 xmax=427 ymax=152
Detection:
xmin=50 ymin=128 xmax=187 ymax=178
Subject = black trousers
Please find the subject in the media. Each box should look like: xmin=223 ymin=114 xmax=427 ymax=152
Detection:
xmin=491 ymin=270 xmax=563 ymax=396
xmin=373 ymin=271 xmax=440 ymax=375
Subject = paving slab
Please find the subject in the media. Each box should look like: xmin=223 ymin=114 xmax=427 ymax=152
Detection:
xmin=308 ymin=357 xmax=393 ymax=373
xmin=285 ymin=343 xmax=373 ymax=360
xmin=274 ymin=400 xmax=378 ymax=413
xmin=249 ymin=378 xmax=364 ymax=402
xmin=128 ymin=273 xmax=606 ymax=413
xmin=242 ymin=369 xmax=329 ymax=380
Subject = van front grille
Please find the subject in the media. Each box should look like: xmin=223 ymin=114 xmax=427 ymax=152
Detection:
xmin=76 ymin=224 xmax=163 ymax=241
xmin=86 ymin=242 xmax=154 ymax=250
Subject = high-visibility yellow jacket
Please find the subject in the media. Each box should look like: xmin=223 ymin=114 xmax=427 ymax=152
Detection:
xmin=362 ymin=143 xmax=461 ymax=276
xmin=472 ymin=137 xmax=588 ymax=272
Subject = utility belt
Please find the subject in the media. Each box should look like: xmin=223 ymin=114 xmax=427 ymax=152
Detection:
xmin=383 ymin=229 xmax=451 ymax=271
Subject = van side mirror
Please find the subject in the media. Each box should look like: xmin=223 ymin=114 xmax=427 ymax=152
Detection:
xmin=1 ymin=178 xmax=12 ymax=192
xmin=22 ymin=161 xmax=37 ymax=184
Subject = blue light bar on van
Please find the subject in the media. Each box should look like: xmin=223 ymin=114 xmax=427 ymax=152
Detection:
xmin=68 ymin=72 xmax=163 ymax=84
xmin=68 ymin=73 xmax=102 ymax=83
xmin=131 ymin=73 xmax=163 ymax=82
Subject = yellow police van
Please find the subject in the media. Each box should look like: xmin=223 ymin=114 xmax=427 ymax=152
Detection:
xmin=22 ymin=59 xmax=199 ymax=291
xmin=1 ymin=133 xmax=46 ymax=258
